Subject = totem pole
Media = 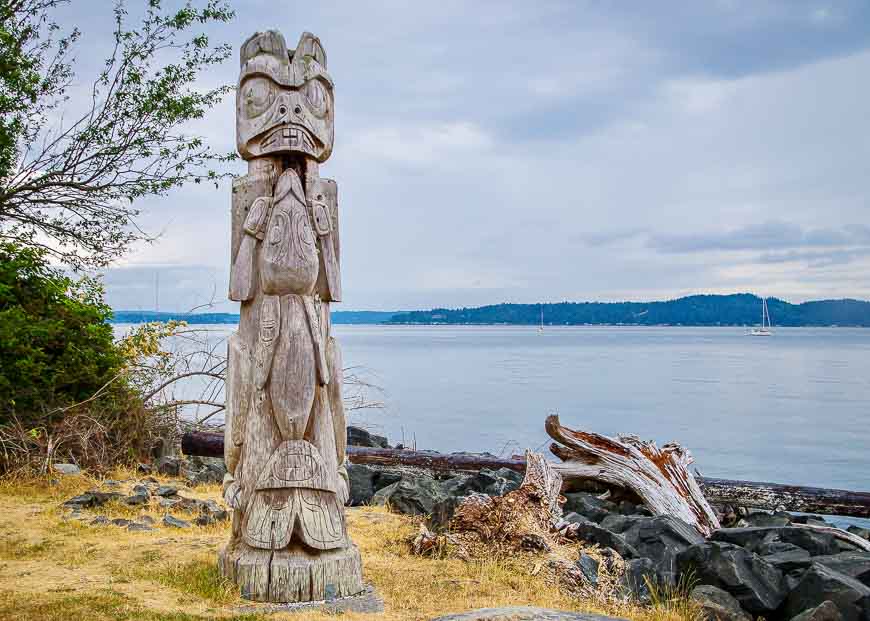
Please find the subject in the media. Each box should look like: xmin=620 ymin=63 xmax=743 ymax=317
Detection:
xmin=220 ymin=30 xmax=364 ymax=602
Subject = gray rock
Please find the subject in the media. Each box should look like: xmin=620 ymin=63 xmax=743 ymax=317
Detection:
xmin=137 ymin=463 xmax=152 ymax=474
xmin=809 ymin=553 xmax=870 ymax=587
xmin=791 ymin=600 xmax=843 ymax=621
xmin=372 ymin=476 xmax=448 ymax=516
xmin=568 ymin=521 xmax=638 ymax=560
xmin=561 ymin=512 xmax=595 ymax=527
xmin=156 ymin=485 xmax=178 ymax=497
xmin=347 ymin=464 xmax=376 ymax=506
xmin=158 ymin=497 xmax=180 ymax=509
xmin=132 ymin=484 xmax=150 ymax=496
xmin=676 ymin=542 xmax=788 ymax=614
xmin=90 ymin=515 xmax=109 ymax=525
xmin=127 ymin=522 xmax=153 ymax=532
xmin=563 ymin=492 xmax=616 ymax=523
xmin=156 ymin=455 xmax=182 ymax=476
xmin=712 ymin=527 xmax=839 ymax=557
xmin=63 ymin=490 xmax=123 ymax=509
xmin=784 ymin=564 xmax=870 ymax=621
xmin=847 ymin=527 xmax=870 ymax=542
xmin=430 ymin=608 xmax=628 ymax=621
xmin=124 ymin=493 xmax=149 ymax=506
xmin=110 ymin=518 xmax=132 ymax=527
xmin=346 ymin=426 xmax=389 ymax=448
xmin=137 ymin=515 xmax=155 ymax=525
xmin=479 ymin=468 xmax=522 ymax=496
xmin=690 ymin=584 xmax=751 ymax=621
xmin=163 ymin=515 xmax=191 ymax=529
xmin=576 ymin=553 xmax=599 ymax=586
xmin=184 ymin=456 xmax=227 ymax=486
xmin=372 ymin=470 xmax=402 ymax=492
xmin=740 ymin=511 xmax=793 ymax=528
xmin=599 ymin=514 xmax=703 ymax=584
xmin=620 ymin=557 xmax=658 ymax=605
xmin=760 ymin=542 xmax=812 ymax=572
xmin=53 ymin=463 xmax=81 ymax=475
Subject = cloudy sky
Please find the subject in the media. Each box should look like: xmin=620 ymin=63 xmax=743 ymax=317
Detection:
xmin=55 ymin=1 xmax=870 ymax=311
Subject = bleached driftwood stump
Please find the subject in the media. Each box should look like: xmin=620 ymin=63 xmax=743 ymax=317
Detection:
xmin=219 ymin=30 xmax=364 ymax=602
xmin=546 ymin=415 xmax=721 ymax=537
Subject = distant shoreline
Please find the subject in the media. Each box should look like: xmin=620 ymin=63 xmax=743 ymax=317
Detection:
xmin=110 ymin=293 xmax=870 ymax=327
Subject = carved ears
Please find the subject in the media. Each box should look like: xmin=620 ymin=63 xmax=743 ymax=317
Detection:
xmin=240 ymin=30 xmax=288 ymax=67
xmin=292 ymin=32 xmax=327 ymax=70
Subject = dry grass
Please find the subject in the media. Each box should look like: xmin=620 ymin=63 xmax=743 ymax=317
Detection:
xmin=0 ymin=469 xmax=701 ymax=621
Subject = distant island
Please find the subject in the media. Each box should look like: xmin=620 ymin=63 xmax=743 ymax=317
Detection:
xmin=111 ymin=294 xmax=870 ymax=327
xmin=387 ymin=294 xmax=870 ymax=327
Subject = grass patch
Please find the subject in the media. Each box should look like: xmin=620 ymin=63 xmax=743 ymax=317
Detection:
xmin=0 ymin=589 xmax=259 ymax=621
xmin=0 ymin=535 xmax=56 ymax=560
xmin=149 ymin=558 xmax=241 ymax=606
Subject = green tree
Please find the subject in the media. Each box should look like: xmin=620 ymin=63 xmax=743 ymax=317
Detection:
xmin=0 ymin=0 xmax=235 ymax=268
xmin=0 ymin=242 xmax=122 ymax=424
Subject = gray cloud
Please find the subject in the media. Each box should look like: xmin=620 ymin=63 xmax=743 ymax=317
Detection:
xmin=39 ymin=1 xmax=870 ymax=308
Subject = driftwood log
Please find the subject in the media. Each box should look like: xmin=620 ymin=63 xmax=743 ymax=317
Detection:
xmin=182 ymin=431 xmax=870 ymax=519
xmin=545 ymin=415 xmax=720 ymax=536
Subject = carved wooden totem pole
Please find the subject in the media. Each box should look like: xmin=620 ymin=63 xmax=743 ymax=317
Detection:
xmin=220 ymin=30 xmax=364 ymax=602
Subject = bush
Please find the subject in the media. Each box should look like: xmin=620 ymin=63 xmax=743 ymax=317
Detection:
xmin=0 ymin=243 xmax=169 ymax=473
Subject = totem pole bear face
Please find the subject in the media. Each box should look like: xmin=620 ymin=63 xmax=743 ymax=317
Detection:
xmin=236 ymin=31 xmax=334 ymax=162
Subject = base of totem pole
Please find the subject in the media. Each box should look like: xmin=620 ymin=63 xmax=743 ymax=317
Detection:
xmin=219 ymin=541 xmax=365 ymax=603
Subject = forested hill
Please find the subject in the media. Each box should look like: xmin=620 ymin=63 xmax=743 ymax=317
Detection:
xmin=387 ymin=295 xmax=870 ymax=327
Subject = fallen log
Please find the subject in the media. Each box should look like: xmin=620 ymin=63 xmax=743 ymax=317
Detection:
xmin=545 ymin=414 xmax=720 ymax=536
xmin=181 ymin=430 xmax=870 ymax=519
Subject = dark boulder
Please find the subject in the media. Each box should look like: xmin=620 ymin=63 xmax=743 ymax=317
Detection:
xmin=155 ymin=485 xmax=178 ymax=498
xmin=847 ymin=527 xmax=870 ymax=542
xmin=346 ymin=426 xmax=389 ymax=448
xmin=600 ymin=515 xmax=703 ymax=584
xmin=711 ymin=527 xmax=839 ymax=557
xmin=676 ymin=542 xmax=788 ymax=614
xmin=163 ymin=515 xmax=191 ymax=529
xmin=740 ymin=511 xmax=793 ymax=528
xmin=759 ymin=542 xmax=813 ymax=573
xmin=790 ymin=601 xmax=844 ymax=621
xmin=347 ymin=463 xmax=376 ymax=506
xmin=563 ymin=492 xmax=616 ymax=523
xmin=809 ymin=553 xmax=870 ymax=587
xmin=64 ymin=490 xmax=123 ymax=509
xmin=156 ymin=455 xmax=182 ymax=476
xmin=568 ymin=522 xmax=638 ymax=560
xmin=372 ymin=476 xmax=448 ymax=516
xmin=784 ymin=564 xmax=870 ymax=621
xmin=480 ymin=468 xmax=522 ymax=496
xmin=372 ymin=470 xmax=402 ymax=492
xmin=690 ymin=584 xmax=751 ymax=621
xmin=184 ymin=456 xmax=226 ymax=486
xmin=620 ymin=557 xmax=658 ymax=605
xmin=576 ymin=553 xmax=599 ymax=586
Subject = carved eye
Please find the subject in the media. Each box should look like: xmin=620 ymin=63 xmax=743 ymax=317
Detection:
xmin=242 ymin=77 xmax=276 ymax=119
xmin=302 ymin=79 xmax=329 ymax=118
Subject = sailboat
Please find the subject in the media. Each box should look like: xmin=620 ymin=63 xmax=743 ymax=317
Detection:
xmin=750 ymin=297 xmax=773 ymax=336
xmin=538 ymin=305 xmax=544 ymax=333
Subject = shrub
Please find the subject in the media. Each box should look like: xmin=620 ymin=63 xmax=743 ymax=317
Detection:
xmin=0 ymin=242 xmax=170 ymax=473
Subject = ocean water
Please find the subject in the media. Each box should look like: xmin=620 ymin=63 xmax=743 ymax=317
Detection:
xmin=115 ymin=324 xmax=870 ymax=491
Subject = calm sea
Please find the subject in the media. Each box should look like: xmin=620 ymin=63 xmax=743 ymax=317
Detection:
xmin=114 ymin=324 xmax=870 ymax=491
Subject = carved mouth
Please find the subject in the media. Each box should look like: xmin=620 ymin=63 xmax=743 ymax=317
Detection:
xmin=260 ymin=124 xmax=317 ymax=153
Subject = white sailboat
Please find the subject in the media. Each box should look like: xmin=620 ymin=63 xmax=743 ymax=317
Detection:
xmin=538 ymin=305 xmax=544 ymax=333
xmin=750 ymin=297 xmax=773 ymax=336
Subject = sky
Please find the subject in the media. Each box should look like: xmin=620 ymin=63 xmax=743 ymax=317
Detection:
xmin=52 ymin=1 xmax=870 ymax=312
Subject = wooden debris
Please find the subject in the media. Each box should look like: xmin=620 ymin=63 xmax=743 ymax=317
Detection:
xmin=545 ymin=415 xmax=720 ymax=536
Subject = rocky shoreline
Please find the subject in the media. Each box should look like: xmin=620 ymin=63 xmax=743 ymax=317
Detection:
xmin=344 ymin=427 xmax=870 ymax=621
xmin=58 ymin=426 xmax=870 ymax=621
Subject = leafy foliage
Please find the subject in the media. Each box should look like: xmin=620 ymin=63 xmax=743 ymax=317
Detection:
xmin=0 ymin=242 xmax=173 ymax=472
xmin=0 ymin=0 xmax=236 ymax=268
xmin=0 ymin=242 xmax=123 ymax=423
xmin=388 ymin=294 xmax=870 ymax=327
